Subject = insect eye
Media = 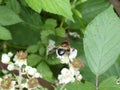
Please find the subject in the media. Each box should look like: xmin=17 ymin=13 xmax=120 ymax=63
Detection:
xmin=57 ymin=49 xmax=66 ymax=56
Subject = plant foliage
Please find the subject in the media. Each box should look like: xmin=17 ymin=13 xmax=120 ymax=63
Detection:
xmin=0 ymin=0 xmax=120 ymax=90
xmin=84 ymin=6 xmax=120 ymax=76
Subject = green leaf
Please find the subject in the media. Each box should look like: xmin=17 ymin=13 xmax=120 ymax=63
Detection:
xmin=108 ymin=62 xmax=120 ymax=76
xmin=41 ymin=19 xmax=57 ymax=30
xmin=55 ymin=27 xmax=66 ymax=37
xmin=45 ymin=19 xmax=57 ymax=29
xmin=57 ymin=81 xmax=95 ymax=90
xmin=37 ymin=62 xmax=54 ymax=82
xmin=27 ymin=54 xmax=41 ymax=66
xmin=99 ymin=57 xmax=120 ymax=82
xmin=46 ymin=55 xmax=60 ymax=65
xmin=40 ymin=19 xmax=56 ymax=44
xmin=99 ymin=77 xmax=120 ymax=90
xmin=84 ymin=6 xmax=120 ymax=75
xmin=20 ymin=7 xmax=43 ymax=30
xmin=67 ymin=9 xmax=85 ymax=30
xmin=77 ymin=0 xmax=110 ymax=23
xmin=41 ymin=30 xmax=55 ymax=44
xmin=8 ymin=24 xmax=40 ymax=46
xmin=25 ymin=0 xmax=42 ymax=13
xmin=6 ymin=0 xmax=21 ymax=14
xmin=0 ymin=6 xmax=22 ymax=26
xmin=39 ymin=45 xmax=45 ymax=56
xmin=19 ymin=0 xmax=27 ymax=6
xmin=0 ymin=0 xmax=2 ymax=4
xmin=25 ymin=0 xmax=73 ymax=21
xmin=80 ymin=66 xmax=96 ymax=83
xmin=27 ymin=45 xmax=39 ymax=53
xmin=0 ymin=26 xmax=12 ymax=40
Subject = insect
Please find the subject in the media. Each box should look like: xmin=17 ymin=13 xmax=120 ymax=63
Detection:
xmin=56 ymin=41 xmax=70 ymax=57
xmin=55 ymin=40 xmax=78 ymax=64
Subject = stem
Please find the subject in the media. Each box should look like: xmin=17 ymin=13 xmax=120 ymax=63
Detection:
xmin=18 ymin=67 xmax=22 ymax=90
xmin=96 ymin=75 xmax=99 ymax=90
xmin=71 ymin=0 xmax=77 ymax=8
xmin=3 ymin=41 xmax=7 ymax=52
xmin=60 ymin=84 xmax=66 ymax=90
xmin=60 ymin=18 xmax=65 ymax=27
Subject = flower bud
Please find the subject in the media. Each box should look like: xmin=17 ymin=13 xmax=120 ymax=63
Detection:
xmin=1 ymin=54 xmax=10 ymax=64
xmin=7 ymin=63 xmax=15 ymax=71
xmin=71 ymin=59 xmax=84 ymax=69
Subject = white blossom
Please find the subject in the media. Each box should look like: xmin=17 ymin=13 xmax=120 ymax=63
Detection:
xmin=34 ymin=72 xmax=42 ymax=78
xmin=76 ymin=74 xmax=82 ymax=81
xmin=69 ymin=63 xmax=81 ymax=74
xmin=1 ymin=53 xmax=10 ymax=64
xmin=13 ymin=55 xmax=17 ymax=61
xmin=8 ymin=52 xmax=13 ymax=58
xmin=25 ymin=66 xmax=32 ymax=71
xmin=58 ymin=65 xmax=82 ymax=84
xmin=7 ymin=63 xmax=15 ymax=71
xmin=14 ymin=55 xmax=27 ymax=67
xmin=69 ymin=65 xmax=76 ymax=75
xmin=2 ymin=69 xmax=8 ymax=74
xmin=25 ymin=66 xmax=37 ymax=76
xmin=69 ymin=48 xmax=77 ymax=62
xmin=69 ymin=65 xmax=82 ymax=81
xmin=28 ymin=68 xmax=37 ymax=76
xmin=58 ymin=68 xmax=75 ymax=84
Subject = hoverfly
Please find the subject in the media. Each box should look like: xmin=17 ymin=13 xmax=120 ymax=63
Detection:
xmin=48 ymin=30 xmax=77 ymax=62
xmin=56 ymin=40 xmax=70 ymax=56
xmin=55 ymin=40 xmax=77 ymax=62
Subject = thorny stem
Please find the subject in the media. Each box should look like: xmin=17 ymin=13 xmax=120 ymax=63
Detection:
xmin=96 ymin=75 xmax=99 ymax=90
xmin=18 ymin=67 xmax=22 ymax=90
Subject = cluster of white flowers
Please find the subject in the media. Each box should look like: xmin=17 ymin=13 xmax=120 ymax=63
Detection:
xmin=0 ymin=51 xmax=42 ymax=90
xmin=58 ymin=68 xmax=75 ymax=84
xmin=46 ymin=40 xmax=83 ymax=85
xmin=58 ymin=67 xmax=82 ymax=84
xmin=56 ymin=43 xmax=83 ymax=84
xmin=1 ymin=52 xmax=13 ymax=64
xmin=24 ymin=66 xmax=42 ymax=78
